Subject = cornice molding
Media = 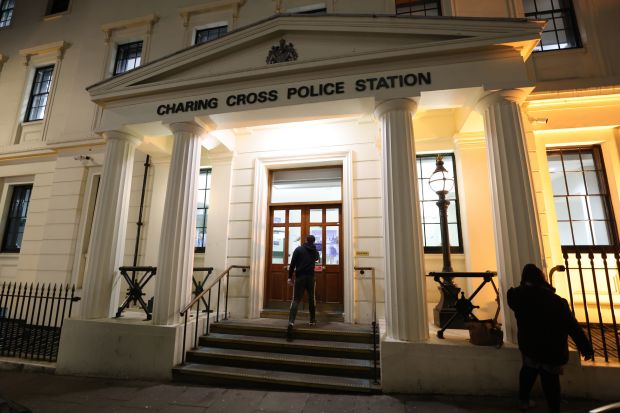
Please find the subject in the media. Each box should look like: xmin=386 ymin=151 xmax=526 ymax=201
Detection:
xmin=101 ymin=14 xmax=160 ymax=43
xmin=179 ymin=0 xmax=246 ymax=27
xmin=18 ymin=41 xmax=69 ymax=65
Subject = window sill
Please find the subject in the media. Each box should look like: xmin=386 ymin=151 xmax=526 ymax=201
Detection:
xmin=43 ymin=11 xmax=70 ymax=22
xmin=22 ymin=119 xmax=44 ymax=126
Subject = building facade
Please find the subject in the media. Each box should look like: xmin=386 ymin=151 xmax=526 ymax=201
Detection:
xmin=0 ymin=0 xmax=619 ymax=397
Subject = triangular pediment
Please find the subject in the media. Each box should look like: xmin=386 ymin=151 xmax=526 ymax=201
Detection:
xmin=88 ymin=14 xmax=543 ymax=103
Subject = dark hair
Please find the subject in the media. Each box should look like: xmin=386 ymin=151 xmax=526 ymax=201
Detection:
xmin=306 ymin=234 xmax=316 ymax=244
xmin=521 ymin=263 xmax=554 ymax=291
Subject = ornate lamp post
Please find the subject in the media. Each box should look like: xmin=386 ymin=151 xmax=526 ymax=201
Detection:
xmin=428 ymin=155 xmax=464 ymax=328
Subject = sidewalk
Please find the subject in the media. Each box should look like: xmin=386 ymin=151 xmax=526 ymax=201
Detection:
xmin=0 ymin=370 xmax=603 ymax=413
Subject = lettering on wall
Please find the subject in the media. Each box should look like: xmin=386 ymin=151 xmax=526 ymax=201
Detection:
xmin=155 ymin=71 xmax=432 ymax=116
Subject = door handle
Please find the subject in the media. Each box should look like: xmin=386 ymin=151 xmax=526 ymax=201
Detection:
xmin=321 ymin=266 xmax=326 ymax=272
xmin=283 ymin=265 xmax=289 ymax=271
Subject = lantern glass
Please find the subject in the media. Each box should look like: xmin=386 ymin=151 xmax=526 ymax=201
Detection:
xmin=429 ymin=169 xmax=454 ymax=193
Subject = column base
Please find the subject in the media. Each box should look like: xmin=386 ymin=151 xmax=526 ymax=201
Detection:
xmin=56 ymin=316 xmax=205 ymax=380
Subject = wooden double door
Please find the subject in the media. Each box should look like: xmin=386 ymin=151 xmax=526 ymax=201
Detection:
xmin=265 ymin=204 xmax=343 ymax=312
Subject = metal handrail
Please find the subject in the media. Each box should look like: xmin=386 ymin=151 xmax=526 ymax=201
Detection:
xmin=180 ymin=265 xmax=249 ymax=364
xmin=354 ymin=266 xmax=379 ymax=384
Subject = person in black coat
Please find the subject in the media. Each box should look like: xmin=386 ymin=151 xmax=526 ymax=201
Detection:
xmin=507 ymin=263 xmax=594 ymax=412
xmin=286 ymin=234 xmax=320 ymax=341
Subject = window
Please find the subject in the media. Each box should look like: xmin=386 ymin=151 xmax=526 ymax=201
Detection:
xmin=1 ymin=184 xmax=32 ymax=253
xmin=416 ymin=154 xmax=463 ymax=253
xmin=0 ymin=0 xmax=15 ymax=28
xmin=195 ymin=168 xmax=212 ymax=253
xmin=25 ymin=65 xmax=54 ymax=122
xmin=396 ymin=0 xmax=442 ymax=16
xmin=547 ymin=146 xmax=618 ymax=248
xmin=46 ymin=0 xmax=69 ymax=15
xmin=523 ymin=0 xmax=581 ymax=52
xmin=195 ymin=25 xmax=227 ymax=45
xmin=113 ymin=41 xmax=143 ymax=75
xmin=294 ymin=7 xmax=327 ymax=14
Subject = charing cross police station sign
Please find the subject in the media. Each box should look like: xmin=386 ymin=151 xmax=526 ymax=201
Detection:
xmin=156 ymin=72 xmax=432 ymax=116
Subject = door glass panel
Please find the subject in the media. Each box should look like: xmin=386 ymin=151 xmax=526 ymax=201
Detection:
xmin=289 ymin=209 xmax=301 ymax=223
xmin=310 ymin=209 xmax=322 ymax=223
xmin=273 ymin=210 xmax=285 ymax=224
xmin=310 ymin=226 xmax=323 ymax=263
xmin=326 ymin=208 xmax=339 ymax=223
xmin=326 ymin=226 xmax=339 ymax=265
xmin=287 ymin=226 xmax=301 ymax=264
xmin=272 ymin=227 xmax=285 ymax=263
xmin=271 ymin=167 xmax=342 ymax=203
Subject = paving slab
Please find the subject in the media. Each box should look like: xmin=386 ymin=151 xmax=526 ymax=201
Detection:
xmin=0 ymin=370 xmax=605 ymax=413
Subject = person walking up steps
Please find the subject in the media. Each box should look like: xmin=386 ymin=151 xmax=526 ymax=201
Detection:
xmin=286 ymin=234 xmax=320 ymax=341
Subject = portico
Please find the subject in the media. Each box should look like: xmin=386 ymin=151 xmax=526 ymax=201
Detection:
xmin=58 ymin=13 xmax=549 ymax=392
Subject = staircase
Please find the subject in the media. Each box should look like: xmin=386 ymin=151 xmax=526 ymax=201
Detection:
xmin=173 ymin=319 xmax=381 ymax=393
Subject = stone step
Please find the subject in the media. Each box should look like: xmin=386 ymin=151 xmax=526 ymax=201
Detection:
xmin=199 ymin=333 xmax=378 ymax=360
xmin=186 ymin=347 xmax=380 ymax=379
xmin=260 ymin=309 xmax=345 ymax=322
xmin=172 ymin=363 xmax=381 ymax=393
xmin=211 ymin=320 xmax=377 ymax=344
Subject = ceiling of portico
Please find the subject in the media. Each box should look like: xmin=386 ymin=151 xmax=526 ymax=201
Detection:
xmin=87 ymin=14 xmax=544 ymax=104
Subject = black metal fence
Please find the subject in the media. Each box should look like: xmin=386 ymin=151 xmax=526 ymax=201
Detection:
xmin=0 ymin=282 xmax=80 ymax=361
xmin=551 ymin=247 xmax=620 ymax=363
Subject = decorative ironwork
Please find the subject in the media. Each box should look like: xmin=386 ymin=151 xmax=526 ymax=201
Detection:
xmin=266 ymin=39 xmax=298 ymax=64
xmin=115 ymin=266 xmax=157 ymax=320
xmin=192 ymin=267 xmax=214 ymax=311
xmin=0 ymin=282 xmax=80 ymax=361
xmin=427 ymin=271 xmax=500 ymax=340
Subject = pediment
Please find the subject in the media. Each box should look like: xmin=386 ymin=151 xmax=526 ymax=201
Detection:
xmin=88 ymin=14 xmax=543 ymax=103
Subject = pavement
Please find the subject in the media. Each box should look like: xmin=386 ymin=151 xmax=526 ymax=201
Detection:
xmin=0 ymin=370 xmax=606 ymax=413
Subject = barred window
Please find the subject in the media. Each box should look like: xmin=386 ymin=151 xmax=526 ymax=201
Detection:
xmin=0 ymin=0 xmax=14 ymax=27
xmin=1 ymin=184 xmax=33 ymax=253
xmin=195 ymin=168 xmax=212 ymax=253
xmin=396 ymin=0 xmax=442 ymax=16
xmin=113 ymin=41 xmax=143 ymax=75
xmin=547 ymin=146 xmax=618 ymax=248
xmin=25 ymin=65 xmax=54 ymax=122
xmin=195 ymin=26 xmax=227 ymax=45
xmin=416 ymin=154 xmax=463 ymax=253
xmin=524 ymin=0 xmax=581 ymax=52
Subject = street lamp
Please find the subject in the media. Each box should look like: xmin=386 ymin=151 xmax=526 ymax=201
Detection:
xmin=428 ymin=155 xmax=463 ymax=328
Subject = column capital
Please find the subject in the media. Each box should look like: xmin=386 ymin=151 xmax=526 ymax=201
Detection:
xmin=102 ymin=130 xmax=142 ymax=146
xmin=374 ymin=98 xmax=418 ymax=120
xmin=167 ymin=121 xmax=204 ymax=136
xmin=475 ymin=89 xmax=529 ymax=113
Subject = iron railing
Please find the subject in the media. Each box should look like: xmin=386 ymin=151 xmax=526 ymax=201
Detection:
xmin=116 ymin=266 xmax=157 ymax=320
xmin=354 ymin=266 xmax=379 ymax=384
xmin=550 ymin=247 xmax=620 ymax=363
xmin=180 ymin=265 xmax=249 ymax=363
xmin=0 ymin=282 xmax=80 ymax=361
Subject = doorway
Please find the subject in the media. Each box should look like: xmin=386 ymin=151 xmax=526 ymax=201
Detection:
xmin=263 ymin=167 xmax=344 ymax=313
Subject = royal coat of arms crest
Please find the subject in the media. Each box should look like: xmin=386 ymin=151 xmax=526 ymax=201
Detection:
xmin=266 ymin=39 xmax=298 ymax=64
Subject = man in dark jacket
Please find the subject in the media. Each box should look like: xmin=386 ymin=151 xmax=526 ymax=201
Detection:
xmin=507 ymin=263 xmax=594 ymax=413
xmin=286 ymin=234 xmax=320 ymax=341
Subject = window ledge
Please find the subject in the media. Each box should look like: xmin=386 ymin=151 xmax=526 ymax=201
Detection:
xmin=43 ymin=11 xmax=70 ymax=22
xmin=19 ymin=40 xmax=69 ymax=64
xmin=533 ymin=46 xmax=588 ymax=58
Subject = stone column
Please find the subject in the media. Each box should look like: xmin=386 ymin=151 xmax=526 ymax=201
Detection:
xmin=375 ymin=99 xmax=428 ymax=342
xmin=82 ymin=131 xmax=141 ymax=319
xmin=152 ymin=122 xmax=203 ymax=326
xmin=476 ymin=89 xmax=544 ymax=343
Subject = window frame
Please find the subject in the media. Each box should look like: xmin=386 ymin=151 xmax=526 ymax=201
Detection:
xmin=523 ymin=0 xmax=581 ymax=52
xmin=1 ymin=184 xmax=33 ymax=253
xmin=113 ymin=40 xmax=143 ymax=76
xmin=547 ymin=146 xmax=619 ymax=252
xmin=194 ymin=25 xmax=228 ymax=45
xmin=396 ymin=0 xmax=442 ymax=17
xmin=24 ymin=65 xmax=55 ymax=123
xmin=195 ymin=168 xmax=212 ymax=253
xmin=416 ymin=153 xmax=464 ymax=254
xmin=0 ymin=0 xmax=14 ymax=28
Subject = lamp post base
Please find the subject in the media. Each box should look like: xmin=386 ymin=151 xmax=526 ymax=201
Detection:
xmin=433 ymin=284 xmax=467 ymax=330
